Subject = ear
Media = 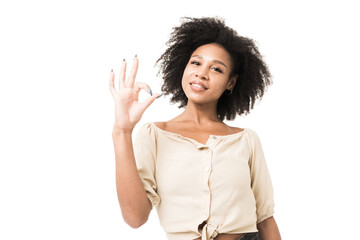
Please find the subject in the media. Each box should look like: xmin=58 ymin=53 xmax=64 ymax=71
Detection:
xmin=227 ymin=75 xmax=238 ymax=90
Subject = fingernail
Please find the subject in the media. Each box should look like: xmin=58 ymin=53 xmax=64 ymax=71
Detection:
xmin=148 ymin=88 xmax=153 ymax=96
xmin=156 ymin=93 xmax=164 ymax=99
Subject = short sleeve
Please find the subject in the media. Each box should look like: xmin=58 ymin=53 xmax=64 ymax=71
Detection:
xmin=133 ymin=123 xmax=160 ymax=208
xmin=247 ymin=129 xmax=275 ymax=223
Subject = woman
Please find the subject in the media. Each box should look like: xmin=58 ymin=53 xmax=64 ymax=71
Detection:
xmin=109 ymin=17 xmax=281 ymax=240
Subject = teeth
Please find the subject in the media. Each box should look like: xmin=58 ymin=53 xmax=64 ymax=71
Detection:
xmin=191 ymin=83 xmax=205 ymax=89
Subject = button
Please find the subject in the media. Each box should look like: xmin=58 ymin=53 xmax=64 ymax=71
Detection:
xmin=213 ymin=136 xmax=217 ymax=139
xmin=204 ymin=167 xmax=210 ymax=172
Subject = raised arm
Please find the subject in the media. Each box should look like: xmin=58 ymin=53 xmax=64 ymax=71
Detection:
xmin=109 ymin=56 xmax=161 ymax=228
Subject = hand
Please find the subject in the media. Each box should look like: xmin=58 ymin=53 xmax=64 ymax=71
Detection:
xmin=109 ymin=56 xmax=161 ymax=132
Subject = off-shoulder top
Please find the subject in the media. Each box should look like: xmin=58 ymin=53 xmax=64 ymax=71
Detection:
xmin=133 ymin=122 xmax=274 ymax=240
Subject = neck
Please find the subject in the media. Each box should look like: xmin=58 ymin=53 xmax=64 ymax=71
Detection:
xmin=176 ymin=100 xmax=222 ymax=126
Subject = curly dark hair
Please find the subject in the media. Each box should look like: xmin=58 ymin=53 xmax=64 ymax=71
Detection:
xmin=156 ymin=17 xmax=272 ymax=121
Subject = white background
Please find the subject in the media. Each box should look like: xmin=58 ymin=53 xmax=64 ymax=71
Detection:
xmin=1 ymin=0 xmax=359 ymax=239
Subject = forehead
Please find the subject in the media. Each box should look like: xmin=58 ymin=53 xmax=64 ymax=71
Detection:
xmin=191 ymin=43 xmax=232 ymax=64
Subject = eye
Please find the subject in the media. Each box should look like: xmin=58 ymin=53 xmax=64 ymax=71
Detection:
xmin=190 ymin=61 xmax=200 ymax=65
xmin=212 ymin=67 xmax=223 ymax=73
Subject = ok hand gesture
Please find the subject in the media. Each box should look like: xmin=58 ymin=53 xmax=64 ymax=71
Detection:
xmin=109 ymin=56 xmax=162 ymax=132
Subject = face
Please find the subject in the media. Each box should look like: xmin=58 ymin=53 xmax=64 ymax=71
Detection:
xmin=181 ymin=43 xmax=236 ymax=105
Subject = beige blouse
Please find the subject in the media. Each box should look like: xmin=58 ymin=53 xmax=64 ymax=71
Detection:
xmin=133 ymin=122 xmax=274 ymax=240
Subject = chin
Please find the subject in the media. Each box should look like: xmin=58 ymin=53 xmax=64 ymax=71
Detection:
xmin=186 ymin=95 xmax=218 ymax=106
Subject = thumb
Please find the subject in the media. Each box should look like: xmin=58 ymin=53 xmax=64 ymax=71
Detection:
xmin=139 ymin=93 xmax=162 ymax=112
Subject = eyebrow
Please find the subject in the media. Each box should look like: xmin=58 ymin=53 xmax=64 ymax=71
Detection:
xmin=191 ymin=55 xmax=227 ymax=68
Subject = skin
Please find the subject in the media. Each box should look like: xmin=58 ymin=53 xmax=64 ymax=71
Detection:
xmin=110 ymin=57 xmax=161 ymax=228
xmin=257 ymin=216 xmax=282 ymax=240
xmin=109 ymin=44 xmax=281 ymax=239
xmin=177 ymin=43 xmax=237 ymax=126
xmin=159 ymin=43 xmax=281 ymax=240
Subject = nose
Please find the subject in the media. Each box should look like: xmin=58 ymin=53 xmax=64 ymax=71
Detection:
xmin=195 ymin=69 xmax=209 ymax=80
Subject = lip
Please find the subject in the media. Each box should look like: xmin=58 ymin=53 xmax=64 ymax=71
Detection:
xmin=190 ymin=83 xmax=207 ymax=92
xmin=190 ymin=81 xmax=208 ymax=90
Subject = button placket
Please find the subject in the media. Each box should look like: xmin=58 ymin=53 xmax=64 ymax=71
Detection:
xmin=202 ymin=197 xmax=210 ymax=219
xmin=204 ymin=147 xmax=212 ymax=174
xmin=201 ymin=146 xmax=212 ymax=223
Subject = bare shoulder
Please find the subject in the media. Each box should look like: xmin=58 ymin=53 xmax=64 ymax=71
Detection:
xmin=153 ymin=121 xmax=179 ymax=132
xmin=153 ymin=121 xmax=166 ymax=131
xmin=154 ymin=121 xmax=244 ymax=135
xmin=227 ymin=125 xmax=244 ymax=134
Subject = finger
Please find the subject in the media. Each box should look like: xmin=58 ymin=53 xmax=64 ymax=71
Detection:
xmin=133 ymin=82 xmax=151 ymax=95
xmin=119 ymin=59 xmax=127 ymax=88
xmin=138 ymin=93 xmax=162 ymax=113
xmin=109 ymin=69 xmax=117 ymax=96
xmin=127 ymin=55 xmax=138 ymax=88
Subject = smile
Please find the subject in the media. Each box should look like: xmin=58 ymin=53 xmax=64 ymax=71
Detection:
xmin=190 ymin=83 xmax=208 ymax=91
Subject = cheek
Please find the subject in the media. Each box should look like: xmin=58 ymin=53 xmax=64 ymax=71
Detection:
xmin=181 ymin=71 xmax=189 ymax=92
xmin=182 ymin=65 xmax=193 ymax=77
xmin=181 ymin=78 xmax=186 ymax=91
xmin=214 ymin=75 xmax=230 ymax=88
xmin=181 ymin=67 xmax=192 ymax=85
